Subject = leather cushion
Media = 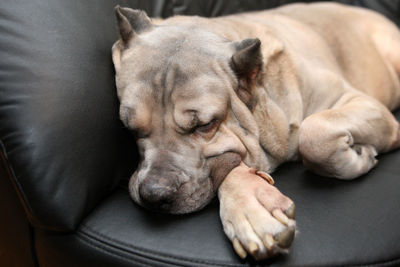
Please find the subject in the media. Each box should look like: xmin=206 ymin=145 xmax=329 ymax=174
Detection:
xmin=0 ymin=0 xmax=141 ymax=231
xmin=35 ymin=111 xmax=400 ymax=266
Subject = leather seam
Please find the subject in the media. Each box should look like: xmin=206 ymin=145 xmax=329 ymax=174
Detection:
xmin=80 ymin=227 xmax=400 ymax=267
xmin=0 ymin=140 xmax=40 ymax=266
xmin=0 ymin=139 xmax=37 ymax=226
xmin=0 ymin=139 xmax=75 ymax=232
xmin=78 ymin=226 xmax=244 ymax=267
xmin=75 ymin=232 xmax=152 ymax=267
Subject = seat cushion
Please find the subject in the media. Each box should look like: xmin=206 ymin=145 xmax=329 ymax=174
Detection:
xmin=35 ymin=114 xmax=400 ymax=266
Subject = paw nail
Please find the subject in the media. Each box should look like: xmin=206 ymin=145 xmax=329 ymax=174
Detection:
xmin=285 ymin=203 xmax=296 ymax=219
xmin=264 ymin=233 xmax=275 ymax=250
xmin=272 ymin=209 xmax=289 ymax=226
xmin=256 ymin=170 xmax=275 ymax=185
xmin=233 ymin=238 xmax=247 ymax=259
xmin=248 ymin=241 xmax=259 ymax=255
xmin=274 ymin=226 xmax=295 ymax=248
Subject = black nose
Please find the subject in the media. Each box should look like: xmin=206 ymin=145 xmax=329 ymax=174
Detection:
xmin=138 ymin=178 xmax=177 ymax=209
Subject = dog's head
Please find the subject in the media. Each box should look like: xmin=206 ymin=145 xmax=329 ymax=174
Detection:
xmin=112 ymin=6 xmax=266 ymax=214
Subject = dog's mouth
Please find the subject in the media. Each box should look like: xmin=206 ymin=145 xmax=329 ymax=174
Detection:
xmin=128 ymin=151 xmax=242 ymax=214
xmin=129 ymin=170 xmax=215 ymax=214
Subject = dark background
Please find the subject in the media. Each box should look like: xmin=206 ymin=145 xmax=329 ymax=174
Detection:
xmin=122 ymin=0 xmax=400 ymax=26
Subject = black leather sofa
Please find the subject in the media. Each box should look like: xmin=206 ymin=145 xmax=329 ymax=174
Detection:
xmin=1 ymin=1 xmax=400 ymax=266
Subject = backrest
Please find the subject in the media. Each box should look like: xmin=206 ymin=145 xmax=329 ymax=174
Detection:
xmin=0 ymin=0 xmax=143 ymax=231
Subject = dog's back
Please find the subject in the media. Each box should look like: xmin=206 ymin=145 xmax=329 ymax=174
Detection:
xmin=156 ymin=3 xmax=400 ymax=110
xmin=270 ymin=2 xmax=400 ymax=110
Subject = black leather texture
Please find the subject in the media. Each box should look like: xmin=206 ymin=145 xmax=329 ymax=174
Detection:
xmin=1 ymin=0 xmax=400 ymax=266
xmin=0 ymin=0 xmax=139 ymax=231
xmin=34 ymin=132 xmax=400 ymax=266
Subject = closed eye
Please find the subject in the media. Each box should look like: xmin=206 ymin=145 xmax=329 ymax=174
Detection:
xmin=195 ymin=119 xmax=218 ymax=134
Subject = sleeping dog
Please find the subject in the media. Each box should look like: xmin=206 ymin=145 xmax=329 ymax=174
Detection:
xmin=112 ymin=2 xmax=400 ymax=260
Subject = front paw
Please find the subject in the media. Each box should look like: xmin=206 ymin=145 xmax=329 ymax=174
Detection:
xmin=218 ymin=163 xmax=296 ymax=260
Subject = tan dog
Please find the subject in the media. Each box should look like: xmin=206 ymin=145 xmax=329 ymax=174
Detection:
xmin=112 ymin=2 xmax=400 ymax=260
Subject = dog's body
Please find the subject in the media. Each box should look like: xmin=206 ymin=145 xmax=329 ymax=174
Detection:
xmin=113 ymin=2 xmax=400 ymax=260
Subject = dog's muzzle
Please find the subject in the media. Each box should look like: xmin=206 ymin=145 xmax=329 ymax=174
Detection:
xmin=138 ymin=175 xmax=178 ymax=211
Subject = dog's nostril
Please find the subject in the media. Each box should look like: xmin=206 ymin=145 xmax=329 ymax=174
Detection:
xmin=139 ymin=180 xmax=177 ymax=208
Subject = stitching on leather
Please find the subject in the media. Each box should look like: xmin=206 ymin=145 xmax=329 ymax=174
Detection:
xmin=79 ymin=218 xmax=400 ymax=267
xmin=78 ymin=226 xmax=244 ymax=267
xmin=77 ymin=230 xmax=202 ymax=267
xmin=79 ymin=227 xmax=243 ymax=267
xmin=76 ymin=233 xmax=152 ymax=267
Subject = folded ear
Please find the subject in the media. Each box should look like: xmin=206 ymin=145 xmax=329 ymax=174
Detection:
xmin=115 ymin=6 xmax=153 ymax=45
xmin=230 ymin=38 xmax=263 ymax=110
xmin=231 ymin=38 xmax=263 ymax=81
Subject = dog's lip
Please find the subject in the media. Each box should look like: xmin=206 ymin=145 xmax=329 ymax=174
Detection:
xmin=130 ymin=150 xmax=243 ymax=213
xmin=207 ymin=151 xmax=243 ymax=190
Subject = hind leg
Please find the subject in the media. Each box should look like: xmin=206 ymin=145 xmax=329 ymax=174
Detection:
xmin=370 ymin=14 xmax=400 ymax=108
xmin=299 ymin=92 xmax=400 ymax=179
xmin=371 ymin=18 xmax=400 ymax=77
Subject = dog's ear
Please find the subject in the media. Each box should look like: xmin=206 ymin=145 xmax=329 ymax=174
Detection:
xmin=230 ymin=38 xmax=263 ymax=110
xmin=115 ymin=6 xmax=153 ymax=45
xmin=231 ymin=38 xmax=263 ymax=82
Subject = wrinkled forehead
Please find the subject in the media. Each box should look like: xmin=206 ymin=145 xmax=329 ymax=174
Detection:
xmin=119 ymin=26 xmax=233 ymax=72
xmin=119 ymin=62 xmax=233 ymax=117
xmin=117 ymin=30 xmax=236 ymax=107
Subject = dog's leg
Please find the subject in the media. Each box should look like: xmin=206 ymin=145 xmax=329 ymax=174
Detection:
xmin=218 ymin=162 xmax=296 ymax=260
xmin=299 ymin=92 xmax=400 ymax=179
